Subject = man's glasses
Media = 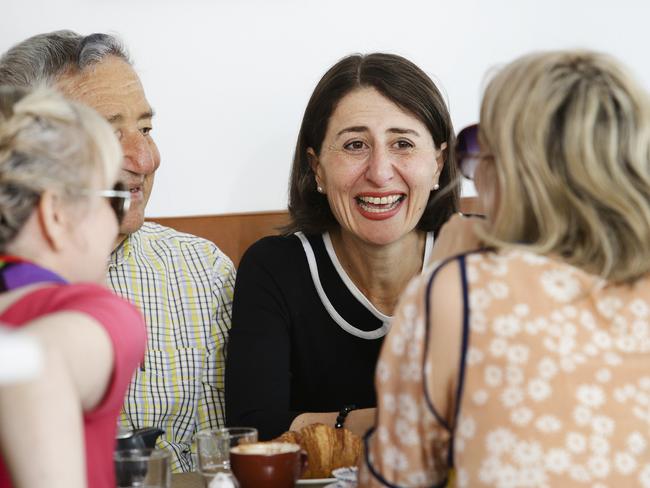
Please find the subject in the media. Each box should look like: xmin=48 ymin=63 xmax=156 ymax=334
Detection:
xmin=80 ymin=182 xmax=131 ymax=224
xmin=455 ymin=123 xmax=480 ymax=180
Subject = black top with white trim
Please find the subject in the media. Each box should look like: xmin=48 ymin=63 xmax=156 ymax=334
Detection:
xmin=225 ymin=232 xmax=433 ymax=440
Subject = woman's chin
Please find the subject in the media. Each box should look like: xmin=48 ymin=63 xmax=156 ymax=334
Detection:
xmin=348 ymin=225 xmax=418 ymax=248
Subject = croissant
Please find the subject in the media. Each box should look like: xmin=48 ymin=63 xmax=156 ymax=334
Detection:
xmin=274 ymin=430 xmax=302 ymax=445
xmin=272 ymin=423 xmax=362 ymax=479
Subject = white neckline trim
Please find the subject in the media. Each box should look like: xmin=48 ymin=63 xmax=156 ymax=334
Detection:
xmin=295 ymin=231 xmax=434 ymax=340
xmin=324 ymin=231 xmax=434 ymax=321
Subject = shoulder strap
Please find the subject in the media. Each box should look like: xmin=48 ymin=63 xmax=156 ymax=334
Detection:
xmin=421 ymin=254 xmax=471 ymax=470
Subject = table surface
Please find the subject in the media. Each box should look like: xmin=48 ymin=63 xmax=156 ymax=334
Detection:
xmin=171 ymin=472 xmax=334 ymax=488
xmin=172 ymin=472 xmax=204 ymax=488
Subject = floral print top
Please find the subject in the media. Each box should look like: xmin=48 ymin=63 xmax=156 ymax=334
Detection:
xmin=360 ymin=249 xmax=650 ymax=487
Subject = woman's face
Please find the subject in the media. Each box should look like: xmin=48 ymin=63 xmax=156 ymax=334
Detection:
xmin=310 ymin=87 xmax=444 ymax=246
xmin=64 ymin=171 xmax=120 ymax=283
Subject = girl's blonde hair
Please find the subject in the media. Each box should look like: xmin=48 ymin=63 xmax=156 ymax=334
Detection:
xmin=0 ymin=85 xmax=121 ymax=248
xmin=479 ymin=50 xmax=650 ymax=283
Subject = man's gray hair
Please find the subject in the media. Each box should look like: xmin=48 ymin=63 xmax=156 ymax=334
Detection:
xmin=0 ymin=30 xmax=131 ymax=88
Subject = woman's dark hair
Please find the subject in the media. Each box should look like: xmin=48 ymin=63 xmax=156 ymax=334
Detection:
xmin=285 ymin=52 xmax=459 ymax=235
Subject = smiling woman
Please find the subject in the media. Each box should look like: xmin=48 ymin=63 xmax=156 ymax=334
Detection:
xmin=225 ymin=52 xmax=459 ymax=442
xmin=309 ymin=86 xmax=446 ymax=246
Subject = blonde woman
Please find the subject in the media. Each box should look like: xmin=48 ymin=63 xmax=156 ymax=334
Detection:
xmin=0 ymin=86 xmax=146 ymax=488
xmin=360 ymin=51 xmax=650 ymax=487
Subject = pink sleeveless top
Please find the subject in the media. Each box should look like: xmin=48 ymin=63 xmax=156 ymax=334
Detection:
xmin=0 ymin=283 xmax=146 ymax=488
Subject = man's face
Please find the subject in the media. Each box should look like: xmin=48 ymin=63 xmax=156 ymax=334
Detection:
xmin=56 ymin=55 xmax=161 ymax=236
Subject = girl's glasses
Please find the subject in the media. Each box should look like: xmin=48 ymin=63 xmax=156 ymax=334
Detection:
xmin=80 ymin=182 xmax=131 ymax=224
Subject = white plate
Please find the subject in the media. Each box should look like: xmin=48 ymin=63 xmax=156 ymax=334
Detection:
xmin=296 ymin=478 xmax=336 ymax=486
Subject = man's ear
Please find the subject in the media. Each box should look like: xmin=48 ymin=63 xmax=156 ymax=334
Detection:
xmin=37 ymin=190 xmax=68 ymax=252
xmin=307 ymin=147 xmax=323 ymax=189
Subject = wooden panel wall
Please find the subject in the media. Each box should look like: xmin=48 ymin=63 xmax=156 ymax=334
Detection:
xmin=148 ymin=210 xmax=290 ymax=268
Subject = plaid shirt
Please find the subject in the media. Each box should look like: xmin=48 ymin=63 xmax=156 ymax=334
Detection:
xmin=108 ymin=222 xmax=235 ymax=472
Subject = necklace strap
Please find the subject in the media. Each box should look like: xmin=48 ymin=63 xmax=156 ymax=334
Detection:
xmin=0 ymin=256 xmax=66 ymax=292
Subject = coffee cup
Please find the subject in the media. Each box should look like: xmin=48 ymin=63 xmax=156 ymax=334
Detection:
xmin=230 ymin=442 xmax=306 ymax=488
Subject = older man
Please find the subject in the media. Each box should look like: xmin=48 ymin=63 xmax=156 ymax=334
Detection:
xmin=0 ymin=31 xmax=236 ymax=472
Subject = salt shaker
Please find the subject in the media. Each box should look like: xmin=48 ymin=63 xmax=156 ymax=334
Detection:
xmin=208 ymin=472 xmax=240 ymax=488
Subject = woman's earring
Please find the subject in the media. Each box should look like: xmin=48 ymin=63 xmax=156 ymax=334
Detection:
xmin=433 ymin=183 xmax=440 ymax=191
xmin=317 ymin=186 xmax=324 ymax=193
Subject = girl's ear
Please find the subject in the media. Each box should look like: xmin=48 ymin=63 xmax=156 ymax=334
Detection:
xmin=37 ymin=190 xmax=69 ymax=252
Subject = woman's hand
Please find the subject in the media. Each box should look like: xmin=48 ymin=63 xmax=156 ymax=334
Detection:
xmin=344 ymin=408 xmax=376 ymax=438
xmin=428 ymin=213 xmax=486 ymax=264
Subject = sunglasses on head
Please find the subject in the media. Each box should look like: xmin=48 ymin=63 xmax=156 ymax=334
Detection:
xmin=81 ymin=182 xmax=131 ymax=224
xmin=455 ymin=123 xmax=480 ymax=180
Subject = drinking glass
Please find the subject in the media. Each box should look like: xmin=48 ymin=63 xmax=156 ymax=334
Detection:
xmin=114 ymin=448 xmax=171 ymax=487
xmin=195 ymin=427 xmax=258 ymax=481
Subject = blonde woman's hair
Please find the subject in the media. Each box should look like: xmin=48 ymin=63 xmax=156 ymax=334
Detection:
xmin=0 ymin=85 xmax=122 ymax=248
xmin=479 ymin=50 xmax=650 ymax=283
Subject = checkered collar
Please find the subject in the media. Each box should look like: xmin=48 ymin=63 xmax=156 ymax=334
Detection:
xmin=109 ymin=229 xmax=141 ymax=268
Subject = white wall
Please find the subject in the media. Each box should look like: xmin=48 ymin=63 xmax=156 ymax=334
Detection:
xmin=4 ymin=0 xmax=650 ymax=217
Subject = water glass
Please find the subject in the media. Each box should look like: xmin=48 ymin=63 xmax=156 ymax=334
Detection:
xmin=195 ymin=427 xmax=258 ymax=479
xmin=114 ymin=448 xmax=171 ymax=487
